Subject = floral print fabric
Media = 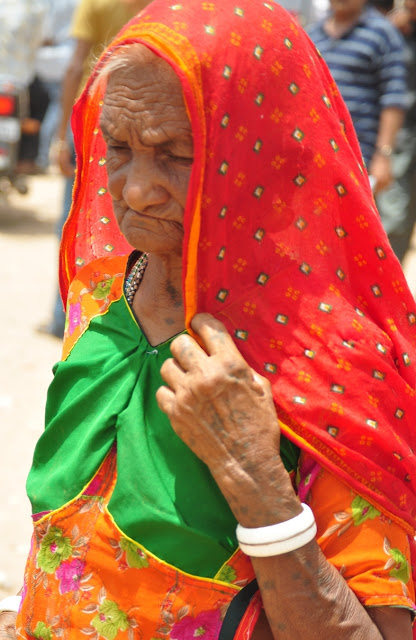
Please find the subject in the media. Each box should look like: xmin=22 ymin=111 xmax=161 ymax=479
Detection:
xmin=17 ymin=448 xmax=261 ymax=640
xmin=303 ymin=453 xmax=416 ymax=612
xmin=61 ymin=255 xmax=126 ymax=360
xmin=17 ymin=446 xmax=415 ymax=640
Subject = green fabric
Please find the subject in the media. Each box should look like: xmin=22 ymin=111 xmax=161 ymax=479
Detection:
xmin=27 ymin=296 xmax=299 ymax=577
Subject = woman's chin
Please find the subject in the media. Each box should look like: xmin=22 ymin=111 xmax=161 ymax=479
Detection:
xmin=121 ymin=227 xmax=183 ymax=257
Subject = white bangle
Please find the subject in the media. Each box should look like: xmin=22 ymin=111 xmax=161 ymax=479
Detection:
xmin=0 ymin=595 xmax=21 ymax=613
xmin=236 ymin=503 xmax=317 ymax=557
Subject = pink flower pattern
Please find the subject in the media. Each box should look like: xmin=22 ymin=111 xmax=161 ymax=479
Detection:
xmin=68 ymin=302 xmax=82 ymax=336
xmin=170 ymin=609 xmax=222 ymax=640
xmin=56 ymin=559 xmax=85 ymax=594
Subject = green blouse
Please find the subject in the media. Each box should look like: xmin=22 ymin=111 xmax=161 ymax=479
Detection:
xmin=27 ymin=295 xmax=299 ymax=577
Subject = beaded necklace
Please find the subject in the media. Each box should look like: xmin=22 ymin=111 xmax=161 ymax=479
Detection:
xmin=124 ymin=253 xmax=149 ymax=306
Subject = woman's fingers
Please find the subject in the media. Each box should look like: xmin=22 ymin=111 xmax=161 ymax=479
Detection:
xmin=155 ymin=384 xmax=175 ymax=415
xmin=169 ymin=333 xmax=206 ymax=371
xmin=160 ymin=357 xmax=186 ymax=390
xmin=169 ymin=314 xmax=251 ymax=383
xmin=190 ymin=313 xmax=245 ymax=358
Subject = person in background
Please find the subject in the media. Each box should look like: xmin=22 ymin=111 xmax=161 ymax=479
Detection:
xmin=0 ymin=0 xmax=47 ymax=87
xmin=39 ymin=0 xmax=150 ymax=339
xmin=375 ymin=0 xmax=416 ymax=262
xmin=308 ymin=0 xmax=406 ymax=196
xmin=370 ymin=0 xmax=394 ymax=13
xmin=56 ymin=0 xmax=151 ymax=178
xmin=16 ymin=79 xmax=50 ymax=175
xmin=34 ymin=0 xmax=79 ymax=173
xmin=0 ymin=0 xmax=49 ymax=175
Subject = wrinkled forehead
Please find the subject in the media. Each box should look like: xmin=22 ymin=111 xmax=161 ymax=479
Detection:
xmin=99 ymin=45 xmax=192 ymax=140
xmin=101 ymin=43 xmax=183 ymax=99
xmin=99 ymin=44 xmax=186 ymax=114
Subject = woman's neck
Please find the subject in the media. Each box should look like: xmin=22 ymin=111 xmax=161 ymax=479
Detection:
xmin=131 ymin=252 xmax=185 ymax=346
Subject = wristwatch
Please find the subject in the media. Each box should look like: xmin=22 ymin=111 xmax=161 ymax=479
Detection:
xmin=375 ymin=144 xmax=393 ymax=158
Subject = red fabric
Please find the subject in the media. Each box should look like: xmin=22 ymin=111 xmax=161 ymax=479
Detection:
xmin=60 ymin=0 xmax=416 ymax=533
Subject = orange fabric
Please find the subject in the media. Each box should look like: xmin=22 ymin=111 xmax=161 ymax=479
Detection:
xmin=302 ymin=454 xmax=416 ymax=612
xmin=16 ymin=409 xmax=416 ymax=640
xmin=16 ymin=448 xmax=261 ymax=640
xmin=59 ymin=0 xmax=416 ymax=534
xmin=62 ymin=255 xmax=128 ymax=361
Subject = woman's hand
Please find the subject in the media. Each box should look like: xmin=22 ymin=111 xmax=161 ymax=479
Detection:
xmin=157 ymin=313 xmax=279 ymax=467
xmin=0 ymin=612 xmax=17 ymax=640
xmin=156 ymin=313 xmax=301 ymax=526
xmin=157 ymin=313 xmax=413 ymax=640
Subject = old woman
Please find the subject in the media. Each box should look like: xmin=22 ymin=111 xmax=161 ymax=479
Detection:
xmin=1 ymin=1 xmax=415 ymax=638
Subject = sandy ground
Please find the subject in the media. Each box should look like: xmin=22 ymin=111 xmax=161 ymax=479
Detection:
xmin=0 ymin=173 xmax=63 ymax=598
xmin=0 ymin=171 xmax=415 ymax=599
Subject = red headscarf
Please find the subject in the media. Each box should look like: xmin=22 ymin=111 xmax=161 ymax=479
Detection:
xmin=60 ymin=0 xmax=416 ymax=533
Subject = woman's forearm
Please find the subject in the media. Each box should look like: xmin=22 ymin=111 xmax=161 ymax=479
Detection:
xmin=252 ymin=540 xmax=383 ymax=639
xmin=214 ymin=459 xmax=412 ymax=640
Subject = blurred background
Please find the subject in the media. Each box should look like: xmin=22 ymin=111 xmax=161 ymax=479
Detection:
xmin=1 ymin=0 xmax=415 ymax=599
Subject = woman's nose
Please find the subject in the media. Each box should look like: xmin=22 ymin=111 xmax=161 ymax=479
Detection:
xmin=121 ymin=153 xmax=168 ymax=211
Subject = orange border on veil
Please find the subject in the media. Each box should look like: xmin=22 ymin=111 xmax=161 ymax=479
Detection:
xmin=60 ymin=22 xmax=205 ymax=330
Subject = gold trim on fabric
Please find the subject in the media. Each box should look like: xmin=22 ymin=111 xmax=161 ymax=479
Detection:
xmin=105 ymin=506 xmax=241 ymax=591
xmin=280 ymin=422 xmax=415 ymax=536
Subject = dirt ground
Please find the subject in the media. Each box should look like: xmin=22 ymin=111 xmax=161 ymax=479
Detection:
xmin=0 ymin=173 xmax=63 ymax=598
xmin=0 ymin=171 xmax=416 ymax=599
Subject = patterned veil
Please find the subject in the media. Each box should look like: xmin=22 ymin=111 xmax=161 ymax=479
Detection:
xmin=60 ymin=0 xmax=416 ymax=533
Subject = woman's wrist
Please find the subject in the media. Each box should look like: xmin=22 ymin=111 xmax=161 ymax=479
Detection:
xmin=213 ymin=452 xmax=301 ymax=527
xmin=237 ymin=503 xmax=317 ymax=557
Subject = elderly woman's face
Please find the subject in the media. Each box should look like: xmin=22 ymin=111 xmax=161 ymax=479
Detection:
xmin=100 ymin=49 xmax=193 ymax=255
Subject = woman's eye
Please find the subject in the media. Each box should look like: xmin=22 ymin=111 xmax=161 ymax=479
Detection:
xmin=108 ymin=144 xmax=128 ymax=152
xmin=165 ymin=152 xmax=193 ymax=165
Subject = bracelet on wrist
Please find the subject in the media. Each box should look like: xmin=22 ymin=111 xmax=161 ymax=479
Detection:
xmin=0 ymin=595 xmax=21 ymax=613
xmin=236 ymin=503 xmax=317 ymax=557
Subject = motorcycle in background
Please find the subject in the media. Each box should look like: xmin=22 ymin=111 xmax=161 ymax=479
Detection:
xmin=0 ymin=0 xmax=48 ymax=200
xmin=0 ymin=76 xmax=29 ymax=196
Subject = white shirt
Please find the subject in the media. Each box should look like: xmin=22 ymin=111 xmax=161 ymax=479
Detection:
xmin=0 ymin=0 xmax=48 ymax=86
xmin=35 ymin=0 xmax=79 ymax=83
